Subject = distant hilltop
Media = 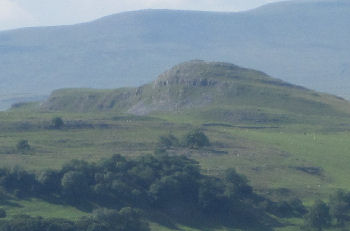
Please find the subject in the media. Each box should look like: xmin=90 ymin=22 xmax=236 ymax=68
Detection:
xmin=1 ymin=0 xmax=350 ymax=110
xmin=39 ymin=60 xmax=350 ymax=124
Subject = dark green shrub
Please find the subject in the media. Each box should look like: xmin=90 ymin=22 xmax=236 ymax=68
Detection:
xmin=0 ymin=208 xmax=6 ymax=218
xmin=0 ymin=168 xmax=36 ymax=197
xmin=51 ymin=117 xmax=64 ymax=129
xmin=183 ymin=129 xmax=210 ymax=149
xmin=61 ymin=171 xmax=89 ymax=203
xmin=37 ymin=170 xmax=61 ymax=194
xmin=304 ymin=200 xmax=331 ymax=231
xmin=288 ymin=198 xmax=307 ymax=216
xmin=92 ymin=207 xmax=149 ymax=231
xmin=329 ymin=190 xmax=350 ymax=225
xmin=224 ymin=168 xmax=252 ymax=196
xmin=16 ymin=140 xmax=30 ymax=152
xmin=155 ymin=134 xmax=179 ymax=154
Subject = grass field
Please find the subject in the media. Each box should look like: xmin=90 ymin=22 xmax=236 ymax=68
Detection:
xmin=0 ymin=107 xmax=350 ymax=230
xmin=1 ymin=53 xmax=350 ymax=231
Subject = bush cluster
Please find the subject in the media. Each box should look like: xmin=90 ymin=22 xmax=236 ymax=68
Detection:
xmin=156 ymin=129 xmax=210 ymax=152
xmin=303 ymin=190 xmax=350 ymax=230
xmin=0 ymin=155 xmax=251 ymax=213
xmin=0 ymin=154 xmax=306 ymax=228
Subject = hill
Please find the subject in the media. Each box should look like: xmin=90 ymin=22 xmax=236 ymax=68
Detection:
xmin=1 ymin=0 xmax=350 ymax=109
xmin=41 ymin=60 xmax=350 ymax=124
xmin=3 ymin=61 xmax=350 ymax=230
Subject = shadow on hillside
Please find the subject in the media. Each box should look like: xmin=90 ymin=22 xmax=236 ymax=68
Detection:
xmin=0 ymin=200 xmax=22 ymax=208
xmin=145 ymin=207 xmax=278 ymax=231
xmin=33 ymin=194 xmax=95 ymax=213
xmin=0 ymin=192 xmax=22 ymax=208
xmin=40 ymin=196 xmax=280 ymax=231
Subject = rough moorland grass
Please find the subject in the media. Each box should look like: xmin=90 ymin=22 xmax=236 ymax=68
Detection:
xmin=2 ymin=108 xmax=350 ymax=230
xmin=224 ymin=128 xmax=350 ymax=199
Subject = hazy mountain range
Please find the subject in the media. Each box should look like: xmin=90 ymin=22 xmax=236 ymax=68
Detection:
xmin=1 ymin=0 xmax=349 ymax=109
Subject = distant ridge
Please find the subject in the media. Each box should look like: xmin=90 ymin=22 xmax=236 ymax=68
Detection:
xmin=1 ymin=0 xmax=350 ymax=109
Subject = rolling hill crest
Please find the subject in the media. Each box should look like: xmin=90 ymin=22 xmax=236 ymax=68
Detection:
xmin=40 ymin=61 xmax=350 ymax=123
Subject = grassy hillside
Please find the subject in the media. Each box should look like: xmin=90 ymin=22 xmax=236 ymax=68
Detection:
xmin=41 ymin=60 xmax=350 ymax=122
xmin=1 ymin=61 xmax=350 ymax=230
xmin=1 ymin=108 xmax=350 ymax=230
xmin=33 ymin=61 xmax=350 ymax=204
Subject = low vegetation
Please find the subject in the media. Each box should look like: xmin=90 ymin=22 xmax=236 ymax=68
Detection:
xmin=51 ymin=117 xmax=64 ymax=129
xmin=0 ymin=154 xmax=308 ymax=230
xmin=156 ymin=130 xmax=210 ymax=153
xmin=183 ymin=130 xmax=210 ymax=149
xmin=0 ymin=207 xmax=148 ymax=231
xmin=301 ymin=191 xmax=350 ymax=231
xmin=16 ymin=140 xmax=31 ymax=153
xmin=3 ymin=152 xmax=350 ymax=230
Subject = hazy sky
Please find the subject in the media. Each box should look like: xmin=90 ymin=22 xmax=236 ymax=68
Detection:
xmin=0 ymin=0 xmax=289 ymax=31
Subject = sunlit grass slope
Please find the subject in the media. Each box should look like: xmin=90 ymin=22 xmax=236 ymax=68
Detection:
xmin=1 ymin=61 xmax=350 ymax=230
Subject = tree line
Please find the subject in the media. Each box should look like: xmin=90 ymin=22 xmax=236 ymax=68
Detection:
xmin=303 ymin=190 xmax=350 ymax=230
xmin=1 ymin=130 xmax=350 ymax=230
xmin=0 ymin=152 xmax=308 ymax=229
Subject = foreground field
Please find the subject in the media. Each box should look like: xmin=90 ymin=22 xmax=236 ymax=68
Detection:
xmin=0 ymin=107 xmax=350 ymax=230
